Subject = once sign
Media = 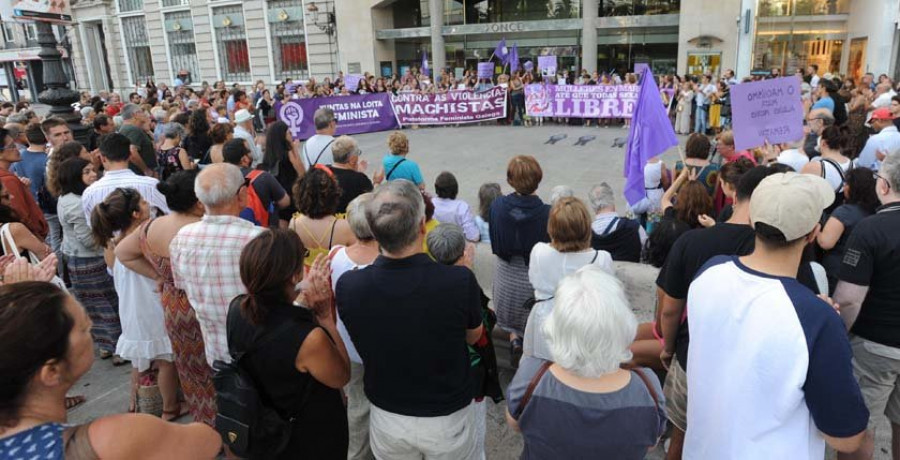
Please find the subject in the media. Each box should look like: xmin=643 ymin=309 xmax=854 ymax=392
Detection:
xmin=731 ymin=76 xmax=804 ymax=151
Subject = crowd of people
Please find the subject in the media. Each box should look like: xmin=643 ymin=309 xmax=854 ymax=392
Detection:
xmin=0 ymin=62 xmax=897 ymax=460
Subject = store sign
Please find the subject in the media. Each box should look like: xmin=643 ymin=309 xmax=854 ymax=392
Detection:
xmin=524 ymin=84 xmax=640 ymax=118
xmin=0 ymin=46 xmax=67 ymax=62
xmin=731 ymin=76 xmax=804 ymax=151
xmin=0 ymin=0 xmax=72 ymax=24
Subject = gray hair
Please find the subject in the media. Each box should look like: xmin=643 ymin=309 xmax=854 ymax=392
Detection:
xmin=80 ymin=107 xmax=94 ymax=119
xmin=346 ymin=193 xmax=374 ymax=240
xmin=427 ymin=223 xmax=466 ymax=265
xmin=6 ymin=113 xmax=27 ymax=124
xmin=3 ymin=123 xmax=21 ymax=139
xmin=332 ymin=135 xmax=359 ymax=164
xmin=365 ymin=180 xmax=425 ymax=254
xmin=550 ymin=185 xmax=574 ymax=204
xmin=543 ymin=265 xmax=637 ymax=378
xmin=314 ymin=107 xmax=335 ymax=130
xmin=195 ymin=163 xmax=244 ymax=209
xmin=151 ymin=107 xmax=167 ymax=122
xmin=119 ymin=103 xmax=142 ymax=121
xmin=588 ymin=183 xmax=615 ymax=211
xmin=163 ymin=122 xmax=185 ymax=140
xmin=881 ymin=152 xmax=900 ymax=195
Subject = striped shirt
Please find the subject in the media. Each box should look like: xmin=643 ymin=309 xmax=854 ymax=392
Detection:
xmin=170 ymin=215 xmax=264 ymax=366
xmin=81 ymin=168 xmax=170 ymax=224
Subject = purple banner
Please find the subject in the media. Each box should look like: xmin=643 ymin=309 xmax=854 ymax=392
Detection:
xmin=391 ymin=86 xmax=507 ymax=126
xmin=524 ymin=84 xmax=640 ymax=118
xmin=477 ymin=62 xmax=493 ymax=79
xmin=278 ymin=93 xmax=398 ymax=140
xmin=731 ymin=76 xmax=804 ymax=151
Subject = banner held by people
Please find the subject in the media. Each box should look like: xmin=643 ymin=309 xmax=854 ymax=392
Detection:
xmin=524 ymin=84 xmax=640 ymax=118
xmin=392 ymin=86 xmax=508 ymax=126
xmin=278 ymin=93 xmax=399 ymax=140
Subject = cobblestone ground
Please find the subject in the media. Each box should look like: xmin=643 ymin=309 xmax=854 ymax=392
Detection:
xmin=69 ymin=124 xmax=891 ymax=459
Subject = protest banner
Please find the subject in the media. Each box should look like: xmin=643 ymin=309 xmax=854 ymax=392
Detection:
xmin=524 ymin=84 xmax=640 ymax=118
xmin=538 ymin=56 xmax=557 ymax=77
xmin=392 ymin=86 xmax=507 ymax=126
xmin=278 ymin=93 xmax=398 ymax=140
xmin=730 ymin=76 xmax=804 ymax=151
xmin=477 ymin=62 xmax=493 ymax=79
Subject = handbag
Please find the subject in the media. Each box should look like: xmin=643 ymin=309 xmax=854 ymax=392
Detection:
xmin=0 ymin=223 xmax=66 ymax=291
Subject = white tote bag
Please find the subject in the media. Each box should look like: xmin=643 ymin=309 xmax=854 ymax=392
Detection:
xmin=0 ymin=223 xmax=67 ymax=291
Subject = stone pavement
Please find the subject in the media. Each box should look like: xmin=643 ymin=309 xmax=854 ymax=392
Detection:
xmin=68 ymin=124 xmax=892 ymax=459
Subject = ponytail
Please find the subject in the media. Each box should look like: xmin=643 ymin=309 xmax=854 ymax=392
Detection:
xmin=90 ymin=188 xmax=141 ymax=248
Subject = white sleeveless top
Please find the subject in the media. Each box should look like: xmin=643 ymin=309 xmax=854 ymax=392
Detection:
xmin=330 ymin=246 xmax=370 ymax=364
xmin=813 ymin=157 xmax=851 ymax=191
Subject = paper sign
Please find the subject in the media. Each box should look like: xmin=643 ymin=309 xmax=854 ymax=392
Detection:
xmin=523 ymin=61 xmax=534 ymax=72
xmin=344 ymin=74 xmax=364 ymax=91
xmin=477 ymin=62 xmax=493 ymax=79
xmin=538 ymin=55 xmax=557 ymax=77
xmin=731 ymin=76 xmax=804 ymax=151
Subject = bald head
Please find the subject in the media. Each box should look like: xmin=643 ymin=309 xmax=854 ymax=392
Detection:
xmin=194 ymin=163 xmax=245 ymax=213
xmin=877 ymin=83 xmax=891 ymax=95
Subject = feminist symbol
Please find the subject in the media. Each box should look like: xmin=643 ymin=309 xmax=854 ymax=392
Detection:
xmin=281 ymin=104 xmax=304 ymax=138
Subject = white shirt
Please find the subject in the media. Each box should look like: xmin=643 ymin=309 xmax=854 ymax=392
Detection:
xmin=809 ymin=74 xmax=820 ymax=89
xmin=858 ymin=125 xmax=900 ymax=171
xmin=867 ymin=90 xmax=898 ymax=122
xmin=685 ymin=256 xmax=869 ymax=460
xmin=82 ymin=169 xmax=170 ymax=224
xmin=432 ymin=197 xmax=480 ymax=242
xmin=302 ymin=134 xmax=335 ymax=169
xmin=330 ymin=246 xmax=370 ymax=364
xmin=233 ymin=125 xmax=262 ymax=168
xmin=522 ymin=243 xmax=614 ymax=360
xmin=776 ymin=148 xmax=810 ymax=173
xmin=695 ymin=84 xmax=715 ymax=106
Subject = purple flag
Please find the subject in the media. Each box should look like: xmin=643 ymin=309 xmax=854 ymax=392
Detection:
xmin=494 ymin=38 xmax=509 ymax=65
xmin=421 ymin=50 xmax=429 ymax=76
xmin=623 ymin=68 xmax=678 ymax=206
xmin=510 ymin=44 xmax=519 ymax=73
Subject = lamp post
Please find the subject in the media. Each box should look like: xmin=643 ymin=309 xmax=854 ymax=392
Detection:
xmin=36 ymin=21 xmax=87 ymax=143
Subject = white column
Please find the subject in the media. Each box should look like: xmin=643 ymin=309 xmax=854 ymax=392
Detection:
xmin=429 ymin=0 xmax=445 ymax=77
xmin=582 ymin=0 xmax=598 ymax=74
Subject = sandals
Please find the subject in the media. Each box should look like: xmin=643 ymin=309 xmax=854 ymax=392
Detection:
xmin=99 ymin=350 xmax=113 ymax=360
xmin=65 ymin=395 xmax=86 ymax=411
xmin=162 ymin=402 xmax=189 ymax=422
xmin=111 ymin=355 xmax=129 ymax=367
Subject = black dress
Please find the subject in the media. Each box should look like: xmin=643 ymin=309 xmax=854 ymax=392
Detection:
xmin=227 ymin=296 xmax=348 ymax=459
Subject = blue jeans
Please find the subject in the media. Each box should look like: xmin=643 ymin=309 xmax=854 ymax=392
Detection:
xmin=694 ymin=105 xmax=708 ymax=134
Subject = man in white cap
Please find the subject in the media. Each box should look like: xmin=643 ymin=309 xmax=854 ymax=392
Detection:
xmin=233 ymin=108 xmax=261 ymax=167
xmin=683 ymin=172 xmax=870 ymax=459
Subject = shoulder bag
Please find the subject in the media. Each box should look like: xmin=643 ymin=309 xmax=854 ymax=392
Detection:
xmin=0 ymin=223 xmax=66 ymax=291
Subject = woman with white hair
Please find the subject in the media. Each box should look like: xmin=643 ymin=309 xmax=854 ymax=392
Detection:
xmin=507 ymin=265 xmax=666 ymax=458
xmin=329 ymin=193 xmax=378 ymax=460
xmin=523 ymin=197 xmax=613 ymax=361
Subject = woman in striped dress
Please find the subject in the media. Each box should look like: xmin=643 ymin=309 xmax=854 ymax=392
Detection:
xmin=56 ymin=157 xmax=123 ymax=362
xmin=489 ymin=156 xmax=550 ymax=368
xmin=116 ymin=170 xmax=216 ymax=425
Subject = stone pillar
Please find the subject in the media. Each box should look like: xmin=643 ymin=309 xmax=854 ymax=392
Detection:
xmin=429 ymin=0 xmax=445 ymax=78
xmin=36 ymin=22 xmax=88 ymax=144
xmin=582 ymin=0 xmax=598 ymax=74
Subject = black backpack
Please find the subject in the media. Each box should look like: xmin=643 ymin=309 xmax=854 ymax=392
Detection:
xmin=212 ymin=303 xmax=296 ymax=458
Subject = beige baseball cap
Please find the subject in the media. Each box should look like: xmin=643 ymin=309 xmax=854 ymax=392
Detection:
xmin=750 ymin=172 xmax=835 ymax=241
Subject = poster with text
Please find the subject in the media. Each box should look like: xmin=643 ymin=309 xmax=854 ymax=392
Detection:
xmin=392 ymin=87 xmax=507 ymax=126
xmin=0 ymin=0 xmax=72 ymax=24
xmin=731 ymin=76 xmax=804 ymax=151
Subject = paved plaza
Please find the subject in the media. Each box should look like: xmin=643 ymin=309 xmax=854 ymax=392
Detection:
xmin=68 ymin=124 xmax=892 ymax=459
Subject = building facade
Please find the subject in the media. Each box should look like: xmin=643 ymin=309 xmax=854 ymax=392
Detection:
xmin=63 ymin=0 xmax=900 ymax=94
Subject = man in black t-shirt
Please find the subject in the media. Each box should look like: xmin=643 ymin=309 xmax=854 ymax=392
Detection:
xmin=657 ymin=166 xmax=821 ymax=458
xmin=835 ymin=153 xmax=900 ymax=458
xmin=328 ymin=136 xmax=381 ymax=213
xmin=336 ymin=180 xmax=483 ymax=459
xmin=222 ymin=139 xmax=289 ymax=227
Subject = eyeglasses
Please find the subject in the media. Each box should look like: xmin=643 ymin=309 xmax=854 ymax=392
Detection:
xmin=874 ymin=172 xmax=891 ymax=191
xmin=1 ymin=142 xmax=16 ymax=151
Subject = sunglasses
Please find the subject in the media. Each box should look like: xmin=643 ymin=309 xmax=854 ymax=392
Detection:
xmin=873 ymin=172 xmax=891 ymax=191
